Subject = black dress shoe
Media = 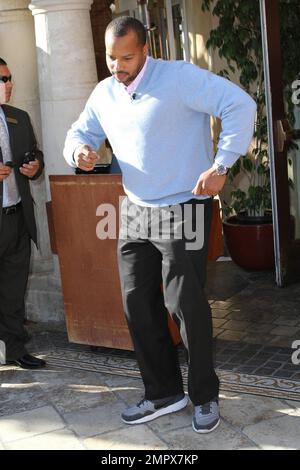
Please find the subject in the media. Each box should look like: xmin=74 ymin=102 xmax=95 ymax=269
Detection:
xmin=11 ymin=354 xmax=46 ymax=369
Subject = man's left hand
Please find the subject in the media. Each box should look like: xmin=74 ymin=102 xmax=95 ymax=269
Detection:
xmin=19 ymin=159 xmax=40 ymax=179
xmin=192 ymin=167 xmax=227 ymax=197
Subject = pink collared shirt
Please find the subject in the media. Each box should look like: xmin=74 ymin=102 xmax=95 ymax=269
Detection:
xmin=125 ymin=56 xmax=149 ymax=95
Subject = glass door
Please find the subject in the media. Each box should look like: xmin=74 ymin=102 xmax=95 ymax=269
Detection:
xmin=260 ymin=0 xmax=300 ymax=286
xmin=116 ymin=1 xmax=190 ymax=61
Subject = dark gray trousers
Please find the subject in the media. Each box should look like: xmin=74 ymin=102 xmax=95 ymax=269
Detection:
xmin=118 ymin=197 xmax=219 ymax=406
xmin=0 ymin=208 xmax=31 ymax=361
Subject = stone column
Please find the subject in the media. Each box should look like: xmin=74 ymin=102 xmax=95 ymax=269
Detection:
xmin=0 ymin=0 xmax=53 ymax=276
xmin=0 ymin=1 xmax=41 ymax=136
xmin=29 ymin=0 xmax=98 ymax=192
xmin=25 ymin=0 xmax=98 ymax=323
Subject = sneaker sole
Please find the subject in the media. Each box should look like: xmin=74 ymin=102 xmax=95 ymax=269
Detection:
xmin=192 ymin=417 xmax=220 ymax=434
xmin=122 ymin=395 xmax=189 ymax=425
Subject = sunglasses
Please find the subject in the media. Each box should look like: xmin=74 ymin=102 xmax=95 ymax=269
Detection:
xmin=0 ymin=75 xmax=12 ymax=83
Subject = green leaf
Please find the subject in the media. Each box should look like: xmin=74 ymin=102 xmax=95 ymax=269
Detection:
xmin=202 ymin=0 xmax=300 ymax=217
xmin=242 ymin=158 xmax=253 ymax=172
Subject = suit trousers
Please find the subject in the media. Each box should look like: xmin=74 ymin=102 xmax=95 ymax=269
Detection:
xmin=118 ymin=197 xmax=219 ymax=405
xmin=0 ymin=208 xmax=31 ymax=361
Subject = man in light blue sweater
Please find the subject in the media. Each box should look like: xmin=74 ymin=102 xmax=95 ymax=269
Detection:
xmin=64 ymin=16 xmax=256 ymax=433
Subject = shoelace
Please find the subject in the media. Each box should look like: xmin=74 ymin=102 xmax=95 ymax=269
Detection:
xmin=197 ymin=402 xmax=211 ymax=415
xmin=137 ymin=398 xmax=148 ymax=408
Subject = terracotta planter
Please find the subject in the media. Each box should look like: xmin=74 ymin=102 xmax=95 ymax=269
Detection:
xmin=223 ymin=216 xmax=275 ymax=270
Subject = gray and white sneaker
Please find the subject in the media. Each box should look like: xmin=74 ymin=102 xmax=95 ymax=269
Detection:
xmin=122 ymin=392 xmax=188 ymax=424
xmin=192 ymin=398 xmax=220 ymax=433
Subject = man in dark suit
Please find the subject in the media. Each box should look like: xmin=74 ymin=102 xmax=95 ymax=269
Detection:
xmin=0 ymin=57 xmax=46 ymax=369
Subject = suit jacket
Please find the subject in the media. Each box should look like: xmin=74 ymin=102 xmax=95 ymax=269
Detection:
xmin=0 ymin=104 xmax=44 ymax=245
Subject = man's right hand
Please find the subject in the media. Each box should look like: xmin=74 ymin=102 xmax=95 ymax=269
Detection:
xmin=74 ymin=144 xmax=99 ymax=171
xmin=0 ymin=163 xmax=12 ymax=182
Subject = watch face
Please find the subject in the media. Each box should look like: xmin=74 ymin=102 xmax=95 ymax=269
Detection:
xmin=213 ymin=162 xmax=228 ymax=175
xmin=214 ymin=164 xmax=226 ymax=175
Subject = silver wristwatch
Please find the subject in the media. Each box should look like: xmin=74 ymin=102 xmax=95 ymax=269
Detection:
xmin=212 ymin=162 xmax=229 ymax=176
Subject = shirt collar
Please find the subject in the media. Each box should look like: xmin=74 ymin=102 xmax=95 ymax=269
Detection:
xmin=0 ymin=106 xmax=6 ymax=124
xmin=124 ymin=56 xmax=149 ymax=95
xmin=0 ymin=106 xmax=9 ymax=134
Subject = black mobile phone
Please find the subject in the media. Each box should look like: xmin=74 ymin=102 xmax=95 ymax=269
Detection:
xmin=23 ymin=151 xmax=36 ymax=165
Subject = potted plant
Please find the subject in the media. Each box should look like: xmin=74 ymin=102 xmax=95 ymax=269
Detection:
xmin=202 ymin=0 xmax=299 ymax=270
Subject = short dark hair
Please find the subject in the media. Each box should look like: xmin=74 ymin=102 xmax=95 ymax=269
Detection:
xmin=0 ymin=57 xmax=7 ymax=66
xmin=105 ymin=16 xmax=147 ymax=46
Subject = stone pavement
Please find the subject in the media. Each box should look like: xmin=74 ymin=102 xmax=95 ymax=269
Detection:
xmin=1 ymin=261 xmax=300 ymax=450
xmin=0 ymin=362 xmax=300 ymax=450
xmin=206 ymin=261 xmax=300 ymax=349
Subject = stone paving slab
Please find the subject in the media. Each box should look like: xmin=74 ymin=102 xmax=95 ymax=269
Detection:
xmin=219 ymin=393 xmax=297 ymax=428
xmin=0 ymin=406 xmax=65 ymax=443
xmin=211 ymin=308 xmax=231 ymax=319
xmin=217 ymin=331 xmax=246 ymax=341
xmin=221 ymin=320 xmax=252 ymax=331
xmin=269 ymin=336 xmax=298 ymax=348
xmin=284 ymin=400 xmax=300 ymax=416
xmin=145 ymin=401 xmax=192 ymax=435
xmin=45 ymin=383 xmax=118 ymax=414
xmin=104 ymin=375 xmax=145 ymax=406
xmin=29 ymin=367 xmax=109 ymax=388
xmin=63 ymin=402 xmax=127 ymax=438
xmin=0 ymin=384 xmax=48 ymax=418
xmin=102 ymin=374 xmax=142 ymax=389
xmin=84 ymin=425 xmax=168 ymax=450
xmin=212 ymin=318 xmax=229 ymax=328
xmin=213 ymin=327 xmax=224 ymax=338
xmin=4 ymin=428 xmax=85 ymax=450
xmin=270 ymin=326 xmax=300 ymax=337
xmin=243 ymin=415 xmax=300 ymax=450
xmin=274 ymin=317 xmax=299 ymax=327
xmin=160 ymin=420 xmax=257 ymax=450
xmin=27 ymin=366 xmax=119 ymax=414
xmin=0 ymin=370 xmax=49 ymax=418
xmin=0 ymin=368 xmax=36 ymax=384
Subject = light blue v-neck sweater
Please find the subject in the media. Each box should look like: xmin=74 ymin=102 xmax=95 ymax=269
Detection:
xmin=64 ymin=57 xmax=256 ymax=206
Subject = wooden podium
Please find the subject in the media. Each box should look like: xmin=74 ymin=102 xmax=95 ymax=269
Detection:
xmin=49 ymin=174 xmax=223 ymax=350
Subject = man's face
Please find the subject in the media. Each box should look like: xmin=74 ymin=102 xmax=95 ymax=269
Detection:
xmin=0 ymin=65 xmax=13 ymax=103
xmin=105 ymin=29 xmax=148 ymax=86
